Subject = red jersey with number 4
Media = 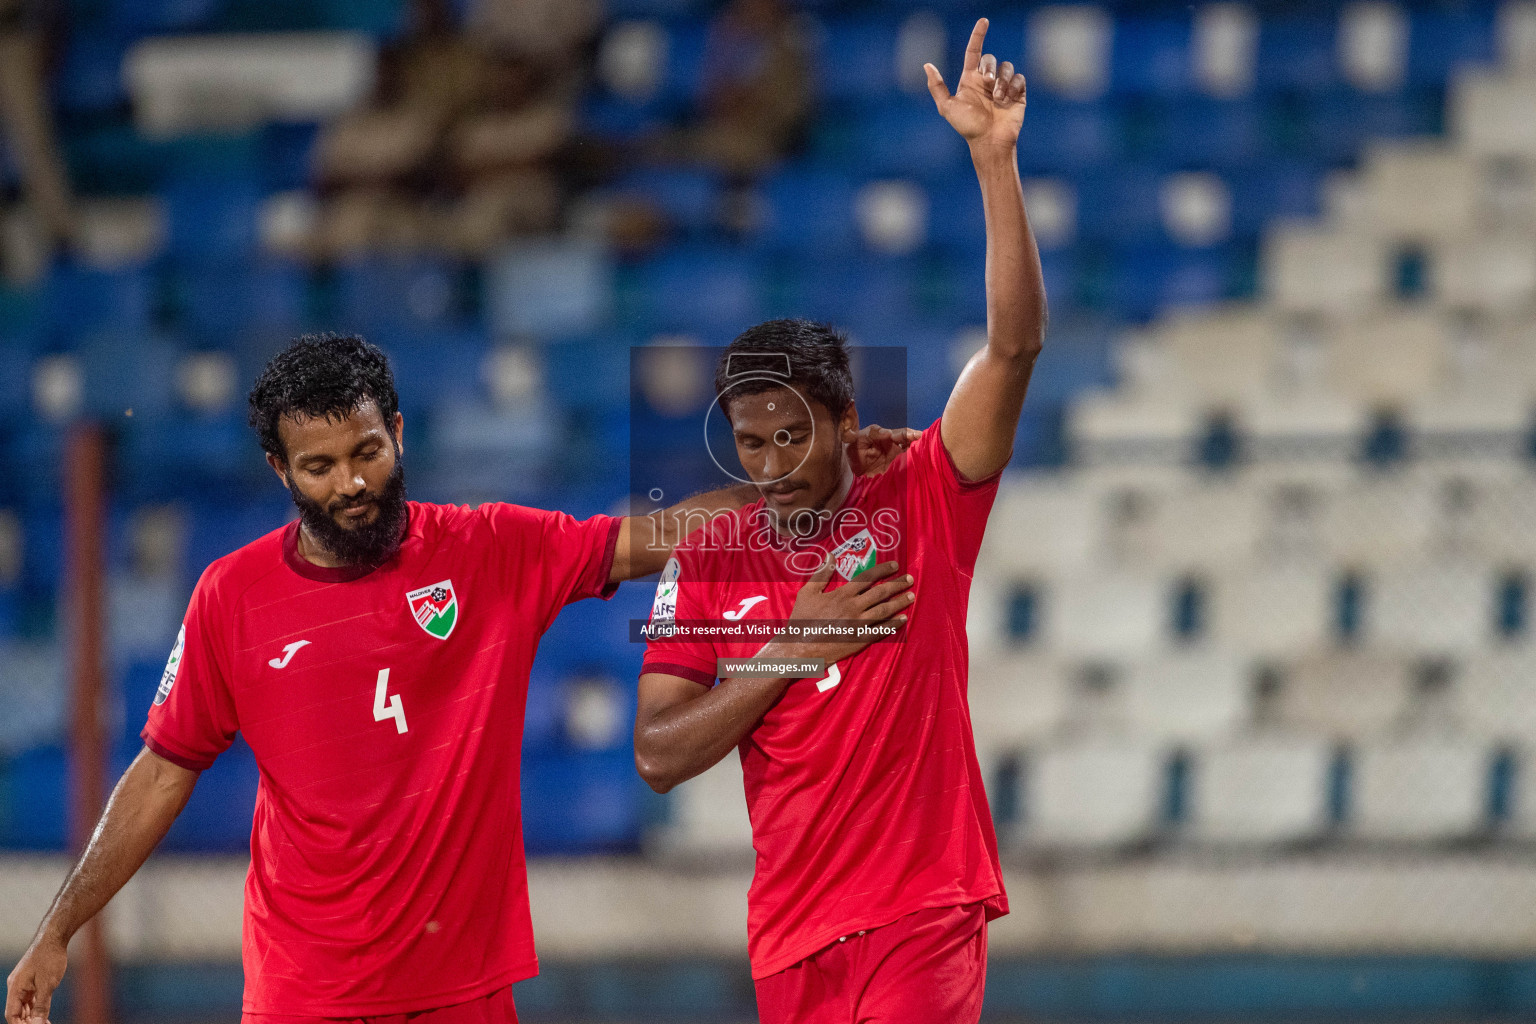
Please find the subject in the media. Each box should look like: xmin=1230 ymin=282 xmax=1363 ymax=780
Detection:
xmin=143 ymin=501 xmax=620 ymax=1016
xmin=640 ymin=421 xmax=1008 ymax=979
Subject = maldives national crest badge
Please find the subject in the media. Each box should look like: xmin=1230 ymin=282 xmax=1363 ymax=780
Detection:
xmin=407 ymin=580 xmax=459 ymax=640
xmin=829 ymin=528 xmax=878 ymax=582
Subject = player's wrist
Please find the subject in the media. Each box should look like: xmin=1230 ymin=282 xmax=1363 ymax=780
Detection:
xmin=968 ymin=137 xmax=1019 ymax=166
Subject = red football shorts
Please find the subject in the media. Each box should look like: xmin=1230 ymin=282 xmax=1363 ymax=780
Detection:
xmin=754 ymin=902 xmax=989 ymax=1024
xmin=241 ymin=985 xmax=517 ymax=1024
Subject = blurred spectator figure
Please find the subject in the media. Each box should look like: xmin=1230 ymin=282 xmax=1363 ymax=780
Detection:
xmin=0 ymin=0 xmax=75 ymax=282
xmin=664 ymin=0 xmax=813 ymax=177
xmin=307 ymin=0 xmax=597 ymax=259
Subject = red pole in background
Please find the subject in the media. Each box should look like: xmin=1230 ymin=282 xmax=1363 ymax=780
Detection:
xmin=65 ymin=423 xmax=113 ymax=1024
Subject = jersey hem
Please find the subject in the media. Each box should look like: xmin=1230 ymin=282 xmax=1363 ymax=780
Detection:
xmin=748 ymin=889 xmax=1007 ymax=980
xmin=240 ymin=958 xmax=538 ymax=1017
xmin=141 ymin=730 xmax=216 ymax=772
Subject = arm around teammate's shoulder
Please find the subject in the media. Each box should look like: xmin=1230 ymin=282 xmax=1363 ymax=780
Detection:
xmin=6 ymin=747 xmax=198 ymax=1024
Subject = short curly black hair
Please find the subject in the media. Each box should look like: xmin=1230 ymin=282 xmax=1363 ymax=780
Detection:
xmin=714 ymin=319 xmax=854 ymax=419
xmin=248 ymin=333 xmax=400 ymax=463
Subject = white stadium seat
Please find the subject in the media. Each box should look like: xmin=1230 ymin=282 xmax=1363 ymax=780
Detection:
xmin=1121 ymin=650 xmax=1253 ymax=744
xmin=1148 ymin=479 xmax=1264 ymax=573
xmin=1431 ymin=234 xmax=1536 ymax=312
xmin=1188 ymin=734 xmax=1334 ymax=844
xmin=966 ymin=650 xmax=1074 ymax=756
xmin=1321 ymin=470 xmax=1440 ymax=565
xmin=1045 ymin=569 xmax=1170 ymax=659
xmin=980 ymin=479 xmax=1100 ymax=577
xmin=1018 ymin=738 xmax=1166 ymax=849
xmin=1330 ymin=310 xmax=1449 ymax=409
xmin=1360 ymin=143 xmax=1481 ymax=241
xmin=1280 ymin=653 xmax=1413 ymax=742
xmin=1160 ymin=307 xmax=1281 ymax=406
xmin=1452 ymin=71 xmax=1536 ymax=159
xmin=1263 ymin=222 xmax=1391 ymax=314
xmin=1349 ymin=737 xmax=1491 ymax=841
xmin=647 ymin=754 xmax=754 ymax=863
xmin=1207 ymin=562 xmax=1338 ymax=658
xmin=1364 ymin=560 xmax=1496 ymax=656
xmin=1455 ymin=648 xmax=1536 ymax=744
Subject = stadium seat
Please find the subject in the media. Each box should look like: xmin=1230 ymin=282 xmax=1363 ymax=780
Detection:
xmin=1188 ymin=734 xmax=1335 ymax=844
xmin=1110 ymin=16 xmax=1195 ymax=97
xmin=1229 ymin=162 xmax=1327 ymax=237
xmin=1068 ymin=388 xmax=1202 ymax=465
xmin=160 ymin=738 xmax=259 ymax=852
xmin=1207 ymin=562 xmax=1338 ymax=659
xmin=1045 ymin=568 xmax=1170 ymax=659
xmin=176 ymin=259 xmax=309 ymax=341
xmin=110 ymin=0 xmax=223 ymax=34
xmin=855 ymin=101 xmax=969 ymax=179
xmin=44 ymin=265 xmax=156 ymax=337
xmin=522 ymin=749 xmax=645 ymax=855
xmin=1364 ymin=559 xmax=1497 ymax=657
xmin=1456 ymin=648 xmax=1536 ymax=745
xmin=1407 ymin=9 xmax=1496 ymax=88
xmin=967 ymin=650 xmax=1074 ymax=758
xmin=1452 ymin=71 xmax=1536 ymax=158
xmin=0 ymin=745 xmax=67 ymax=849
xmin=1017 ymin=737 xmax=1167 ymax=850
xmin=1279 ymin=653 xmax=1413 ymax=742
xmin=755 ymin=170 xmax=860 ymax=253
xmin=632 ymin=247 xmax=766 ymax=334
xmin=1264 ymin=223 xmax=1391 ymax=314
xmin=1148 ymin=479 xmax=1263 ymax=573
xmin=1255 ymin=16 xmax=1338 ymax=95
xmin=1147 ymin=96 xmax=1269 ymax=169
xmin=979 ymin=478 xmax=1100 ymax=578
xmin=815 ymin=18 xmax=901 ymax=104
xmin=1299 ymin=89 xmax=1443 ymax=165
xmin=79 ymin=336 xmax=181 ymax=421
xmin=53 ymin=33 xmax=133 ymax=113
xmin=1330 ymin=309 xmax=1449 ymax=410
xmin=1015 ymin=97 xmax=1123 ymax=173
xmin=1360 ymin=143 xmax=1482 ymax=241
xmin=1430 ymin=234 xmax=1536 ymax=312
xmin=164 ymin=178 xmax=263 ymax=260
xmin=1348 ymin=737 xmax=1491 ymax=842
xmin=1122 ymin=650 xmax=1252 ymax=745
xmin=1160 ymin=307 xmax=1280 ymax=407
xmin=646 ymin=753 xmax=753 ymax=863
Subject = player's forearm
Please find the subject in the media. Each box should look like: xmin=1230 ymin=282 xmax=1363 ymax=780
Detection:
xmin=614 ymin=484 xmax=759 ymax=582
xmin=970 ymin=141 xmax=1046 ymax=362
xmin=33 ymin=748 xmax=195 ymax=945
xmin=635 ymin=672 xmax=794 ymax=793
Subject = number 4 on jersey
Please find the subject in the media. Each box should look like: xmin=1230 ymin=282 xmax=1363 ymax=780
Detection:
xmin=374 ymin=668 xmax=408 ymax=734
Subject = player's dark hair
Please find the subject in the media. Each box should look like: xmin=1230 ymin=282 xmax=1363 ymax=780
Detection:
xmin=248 ymin=333 xmax=400 ymax=462
xmin=715 ymin=319 xmax=854 ymax=419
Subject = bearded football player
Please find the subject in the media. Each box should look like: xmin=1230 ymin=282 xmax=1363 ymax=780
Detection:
xmin=5 ymin=336 xmax=918 ymax=1024
xmin=634 ymin=19 xmax=1045 ymax=1023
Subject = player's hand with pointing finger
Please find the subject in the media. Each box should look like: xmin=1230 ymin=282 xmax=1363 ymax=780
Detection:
xmin=923 ymin=17 xmax=1027 ymax=151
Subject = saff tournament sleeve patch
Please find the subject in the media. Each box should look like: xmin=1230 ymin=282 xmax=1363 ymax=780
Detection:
xmin=651 ymin=557 xmax=680 ymax=626
xmin=154 ymin=624 xmax=186 ymax=706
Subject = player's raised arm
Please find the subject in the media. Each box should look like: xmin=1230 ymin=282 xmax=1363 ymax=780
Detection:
xmin=6 ymin=747 xmax=198 ymax=1024
xmin=924 ymin=17 xmax=1047 ymax=481
xmin=609 ymin=425 xmax=922 ymax=582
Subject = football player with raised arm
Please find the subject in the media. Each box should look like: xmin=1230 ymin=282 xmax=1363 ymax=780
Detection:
xmin=634 ymin=19 xmax=1045 ymax=1023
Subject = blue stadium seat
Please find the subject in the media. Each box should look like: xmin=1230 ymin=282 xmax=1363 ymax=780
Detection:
xmin=1111 ymin=16 xmax=1195 ymax=96
xmin=119 ymin=659 xmax=170 ymax=746
xmin=1025 ymin=316 xmax=1116 ymax=405
xmin=1299 ymin=88 xmax=1442 ymax=163
xmin=80 ymin=336 xmax=181 ymax=421
xmin=815 ymin=18 xmax=901 ymax=103
xmin=580 ymin=95 xmax=671 ymax=143
xmin=659 ymin=21 xmax=709 ymax=107
xmin=856 ymin=101 xmax=969 ymax=179
xmin=0 ymin=344 xmax=34 ymax=423
xmin=1408 ymin=9 xmax=1496 ymax=87
xmin=1147 ymin=97 xmax=1268 ymax=169
xmin=611 ymin=168 xmax=722 ymax=238
xmin=604 ymin=0 xmax=708 ymax=21
xmin=1230 ymin=162 xmax=1326 ymax=236
xmin=772 ymin=255 xmax=922 ymax=336
xmin=182 ymin=498 xmax=290 ymax=580
xmin=1101 ymin=242 xmax=1249 ymax=321
xmin=379 ymin=330 xmax=489 ymax=413
xmin=45 ymin=265 xmax=156 ymax=337
xmin=1256 ymin=17 xmax=1339 ymax=94
xmin=164 ymin=178 xmax=263 ymax=259
xmin=157 ymin=737 xmax=258 ymax=852
xmin=321 ymin=0 xmax=406 ymax=35
xmin=334 ymin=258 xmax=467 ymax=335
xmin=110 ymin=0 xmax=224 ymax=33
xmin=1016 ymin=98 xmax=1123 ymax=173
xmin=632 ymin=247 xmax=766 ymax=334
xmin=542 ymin=337 xmax=632 ymax=416
xmin=260 ymin=124 xmax=321 ymax=191
xmin=755 ymin=169 xmax=859 ymax=253
xmin=0 ymin=746 xmax=67 ymax=850
xmin=521 ymin=749 xmax=644 ymax=854
xmin=53 ymin=33 xmax=132 ymax=113
xmin=938 ymin=246 xmax=1080 ymax=324
xmin=119 ymin=414 xmax=260 ymax=501
xmin=1075 ymin=166 xmax=1164 ymax=244
xmin=177 ymin=259 xmax=309 ymax=342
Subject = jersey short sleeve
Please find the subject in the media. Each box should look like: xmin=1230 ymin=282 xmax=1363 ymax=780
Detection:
xmin=141 ymin=564 xmax=239 ymax=771
xmin=640 ymin=541 xmax=718 ymax=687
xmin=482 ymin=503 xmax=622 ymax=625
xmin=901 ymin=419 xmax=1005 ymax=572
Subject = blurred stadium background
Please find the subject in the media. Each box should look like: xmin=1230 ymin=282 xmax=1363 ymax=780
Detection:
xmin=4 ymin=0 xmax=1536 ymax=1019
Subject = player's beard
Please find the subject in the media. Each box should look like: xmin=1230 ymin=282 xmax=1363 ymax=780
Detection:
xmin=287 ymin=456 xmax=409 ymax=567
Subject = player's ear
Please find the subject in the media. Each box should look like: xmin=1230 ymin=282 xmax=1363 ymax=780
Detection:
xmin=838 ymin=402 xmax=860 ymax=439
xmin=391 ymin=412 xmax=405 ymax=456
xmin=266 ymin=451 xmax=290 ymax=487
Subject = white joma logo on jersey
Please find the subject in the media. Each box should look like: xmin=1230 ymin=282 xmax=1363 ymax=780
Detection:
xmin=723 ymin=596 xmax=767 ymax=621
xmin=269 ymin=640 xmax=311 ymax=669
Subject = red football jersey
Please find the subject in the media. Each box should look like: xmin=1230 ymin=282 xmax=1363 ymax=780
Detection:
xmin=640 ymin=422 xmax=1008 ymax=979
xmin=143 ymin=501 xmax=620 ymax=1016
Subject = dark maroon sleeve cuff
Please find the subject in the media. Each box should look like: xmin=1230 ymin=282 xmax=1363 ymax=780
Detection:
xmin=142 ymin=731 xmax=215 ymax=772
xmin=933 ymin=418 xmax=1009 ymax=492
xmin=587 ymin=516 xmax=623 ymax=601
xmin=641 ymin=661 xmax=716 ymax=687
